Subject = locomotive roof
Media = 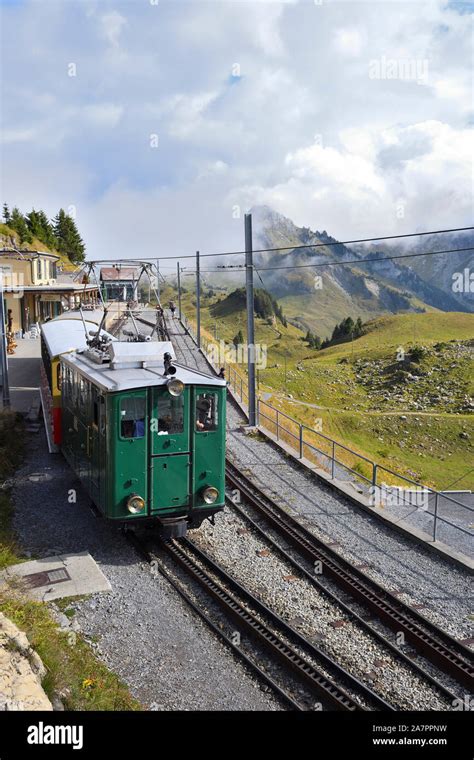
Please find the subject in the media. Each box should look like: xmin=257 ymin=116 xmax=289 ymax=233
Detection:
xmin=41 ymin=317 xmax=115 ymax=358
xmin=60 ymin=341 xmax=226 ymax=392
xmin=52 ymin=309 xmax=107 ymax=325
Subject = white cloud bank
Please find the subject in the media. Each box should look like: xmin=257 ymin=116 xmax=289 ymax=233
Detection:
xmin=0 ymin=0 xmax=472 ymax=259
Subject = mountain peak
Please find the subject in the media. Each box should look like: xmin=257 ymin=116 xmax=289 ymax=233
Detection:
xmin=248 ymin=204 xmax=303 ymax=248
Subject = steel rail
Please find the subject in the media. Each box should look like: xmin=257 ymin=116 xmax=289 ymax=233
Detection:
xmin=124 ymin=528 xmax=303 ymax=711
xmin=226 ymin=460 xmax=474 ymax=691
xmin=161 ymin=536 xmax=392 ymax=711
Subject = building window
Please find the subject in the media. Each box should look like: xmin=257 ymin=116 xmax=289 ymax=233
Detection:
xmin=37 ymin=259 xmax=41 ymax=280
xmin=156 ymin=394 xmax=184 ymax=434
xmin=196 ymin=393 xmax=218 ymax=432
xmin=120 ymin=396 xmax=146 ymax=439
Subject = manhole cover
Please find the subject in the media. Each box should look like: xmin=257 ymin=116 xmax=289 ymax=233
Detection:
xmin=22 ymin=567 xmax=71 ymax=588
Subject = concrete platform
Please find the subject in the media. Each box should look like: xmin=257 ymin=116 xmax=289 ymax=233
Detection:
xmin=1 ymin=551 xmax=112 ymax=601
xmin=4 ymin=338 xmax=41 ymax=414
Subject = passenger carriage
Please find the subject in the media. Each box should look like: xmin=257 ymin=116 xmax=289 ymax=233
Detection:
xmin=56 ymin=337 xmax=226 ymax=537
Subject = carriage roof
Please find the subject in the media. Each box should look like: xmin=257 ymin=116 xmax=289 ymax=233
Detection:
xmin=41 ymin=317 xmax=116 ymax=358
xmin=60 ymin=340 xmax=225 ymax=392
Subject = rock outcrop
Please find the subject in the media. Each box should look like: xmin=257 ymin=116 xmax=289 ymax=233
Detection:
xmin=0 ymin=612 xmax=52 ymax=711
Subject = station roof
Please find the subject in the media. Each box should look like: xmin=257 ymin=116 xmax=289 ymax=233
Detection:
xmin=12 ymin=284 xmax=98 ymax=292
xmin=100 ymin=267 xmax=139 ymax=282
xmin=0 ymin=249 xmax=60 ymax=261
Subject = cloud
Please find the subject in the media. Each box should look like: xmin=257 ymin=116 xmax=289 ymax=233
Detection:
xmin=334 ymin=27 xmax=365 ymax=57
xmin=100 ymin=11 xmax=127 ymax=48
xmin=82 ymin=103 xmax=124 ymax=128
xmin=243 ymin=120 xmax=473 ymax=238
xmin=0 ymin=0 xmax=472 ymax=259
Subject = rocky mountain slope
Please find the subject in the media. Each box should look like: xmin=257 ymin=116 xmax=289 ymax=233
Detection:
xmin=249 ymin=205 xmax=473 ymax=335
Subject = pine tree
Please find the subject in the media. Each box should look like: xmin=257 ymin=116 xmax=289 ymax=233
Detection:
xmin=10 ymin=207 xmax=32 ymax=244
xmin=53 ymin=209 xmax=85 ymax=263
xmin=27 ymin=208 xmax=57 ymax=249
xmin=2 ymin=203 xmax=11 ymax=225
xmin=37 ymin=210 xmax=56 ymax=249
xmin=233 ymin=329 xmax=244 ymax=347
xmin=26 ymin=209 xmax=41 ymax=239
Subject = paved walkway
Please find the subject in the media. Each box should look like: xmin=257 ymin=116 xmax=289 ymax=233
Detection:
xmin=4 ymin=338 xmax=41 ymax=414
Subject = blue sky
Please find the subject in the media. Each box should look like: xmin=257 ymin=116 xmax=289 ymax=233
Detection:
xmin=0 ymin=0 xmax=472 ymax=261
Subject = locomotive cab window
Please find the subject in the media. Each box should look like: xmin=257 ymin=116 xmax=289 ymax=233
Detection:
xmin=120 ymin=396 xmax=146 ymax=439
xmin=196 ymin=393 xmax=218 ymax=432
xmin=156 ymin=394 xmax=184 ymax=434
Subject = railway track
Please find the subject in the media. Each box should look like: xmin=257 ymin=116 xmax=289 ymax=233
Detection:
xmin=126 ymin=529 xmax=394 ymax=711
xmin=225 ymin=460 xmax=474 ymax=693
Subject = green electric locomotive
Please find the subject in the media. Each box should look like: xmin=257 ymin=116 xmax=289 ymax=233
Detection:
xmin=55 ymin=330 xmax=226 ymax=537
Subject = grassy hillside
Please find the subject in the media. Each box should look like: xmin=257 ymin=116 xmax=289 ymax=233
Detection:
xmin=172 ymin=285 xmax=473 ymax=490
xmin=279 ymin=291 xmax=439 ymax=339
xmin=261 ymin=313 xmax=474 ymax=489
xmin=0 ymin=223 xmax=76 ymax=271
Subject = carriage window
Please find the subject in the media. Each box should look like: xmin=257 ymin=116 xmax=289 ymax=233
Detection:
xmin=61 ymin=366 xmax=67 ymax=400
xmin=156 ymin=394 xmax=184 ymax=435
xmin=99 ymin=396 xmax=106 ymax=435
xmin=72 ymin=371 xmax=80 ymax=408
xmin=78 ymin=378 xmax=89 ymax=416
xmin=196 ymin=393 xmax=218 ymax=432
xmin=120 ymin=396 xmax=146 ymax=439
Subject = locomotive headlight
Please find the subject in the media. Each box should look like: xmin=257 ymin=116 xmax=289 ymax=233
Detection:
xmin=127 ymin=494 xmax=145 ymax=514
xmin=167 ymin=378 xmax=184 ymax=397
xmin=202 ymin=486 xmax=219 ymax=505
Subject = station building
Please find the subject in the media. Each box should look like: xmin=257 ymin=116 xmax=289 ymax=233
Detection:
xmin=0 ymin=249 xmax=99 ymax=334
xmin=100 ymin=267 xmax=140 ymax=302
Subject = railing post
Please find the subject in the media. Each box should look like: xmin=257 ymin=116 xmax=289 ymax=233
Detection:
xmin=433 ymin=492 xmax=438 ymax=542
xmin=299 ymin=424 xmax=303 ymax=459
xmin=331 ymin=441 xmax=335 ymax=479
xmin=276 ymin=410 xmax=279 ymax=440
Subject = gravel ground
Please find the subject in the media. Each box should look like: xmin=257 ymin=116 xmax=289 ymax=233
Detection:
xmin=166 ymin=314 xmax=473 ymax=645
xmin=192 ymin=505 xmax=451 ymax=711
xmin=10 ymin=432 xmax=280 ymax=711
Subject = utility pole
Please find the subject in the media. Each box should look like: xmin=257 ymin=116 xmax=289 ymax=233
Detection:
xmin=245 ymin=213 xmax=256 ymax=426
xmin=156 ymin=260 xmax=160 ymax=303
xmin=0 ymin=274 xmax=10 ymax=408
xmin=177 ymin=262 xmax=182 ymax=320
xmin=196 ymin=250 xmax=201 ymax=349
